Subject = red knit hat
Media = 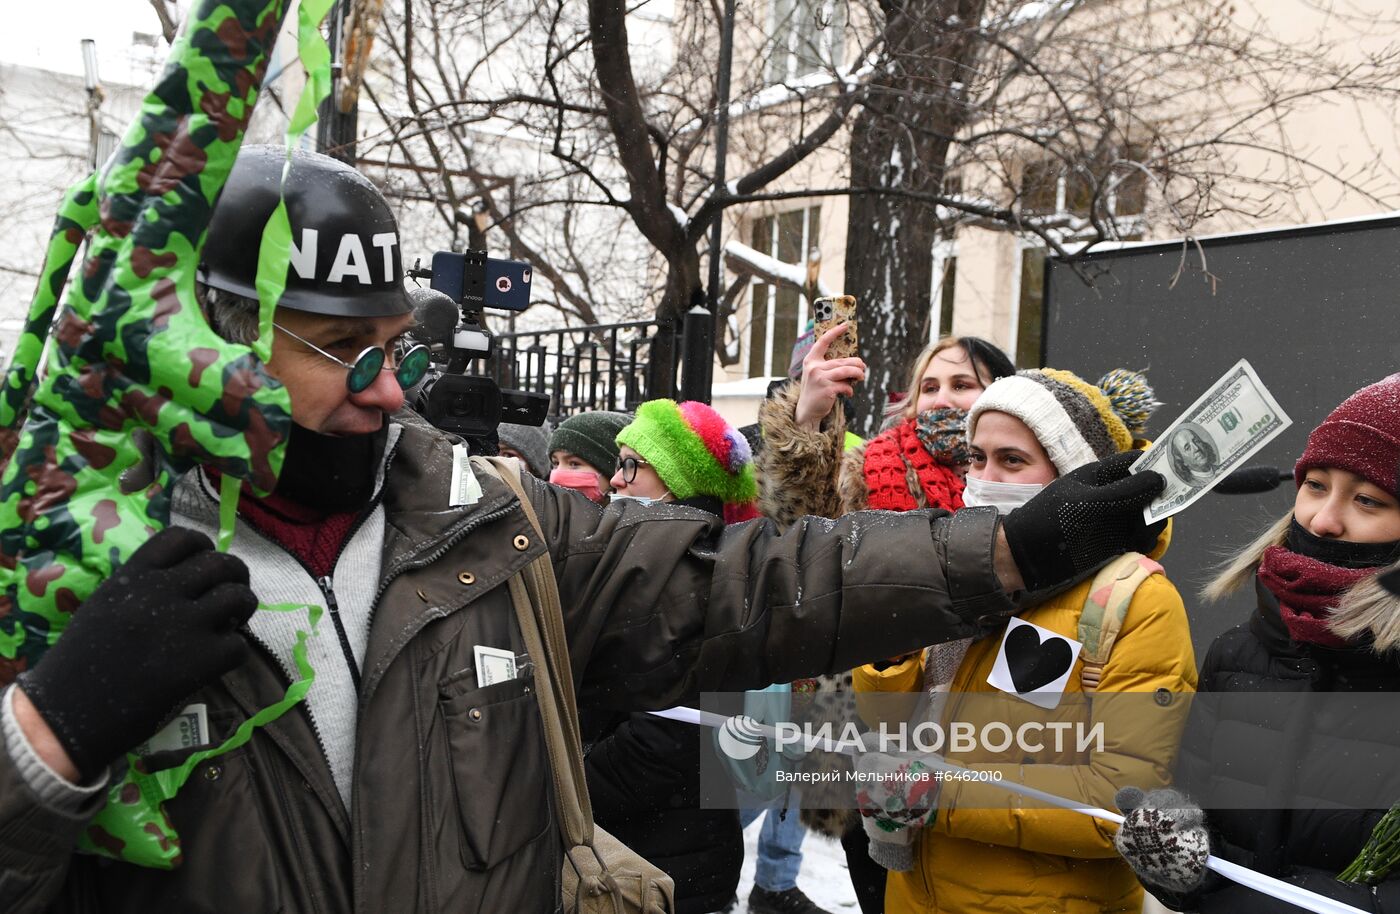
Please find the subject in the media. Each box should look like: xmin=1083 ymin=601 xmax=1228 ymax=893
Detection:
xmin=1294 ymin=373 xmax=1400 ymax=497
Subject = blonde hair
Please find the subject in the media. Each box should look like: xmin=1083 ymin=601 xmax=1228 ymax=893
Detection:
xmin=1201 ymin=510 xmax=1292 ymax=603
xmin=1331 ymin=561 xmax=1400 ymax=653
xmin=900 ymin=337 xmax=985 ymax=422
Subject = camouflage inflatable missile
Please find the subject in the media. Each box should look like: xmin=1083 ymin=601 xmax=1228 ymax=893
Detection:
xmin=0 ymin=0 xmax=335 ymax=867
xmin=0 ymin=175 xmax=100 ymax=438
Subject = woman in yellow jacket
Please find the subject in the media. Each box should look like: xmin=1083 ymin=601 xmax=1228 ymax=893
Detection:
xmin=854 ymin=368 xmax=1198 ymax=914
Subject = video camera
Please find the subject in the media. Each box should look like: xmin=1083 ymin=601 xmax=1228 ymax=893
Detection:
xmin=405 ymin=250 xmax=550 ymax=453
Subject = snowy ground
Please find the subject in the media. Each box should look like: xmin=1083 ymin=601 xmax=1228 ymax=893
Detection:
xmin=730 ymin=817 xmax=860 ymax=913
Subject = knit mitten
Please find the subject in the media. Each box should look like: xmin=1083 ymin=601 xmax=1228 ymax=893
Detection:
xmin=862 ymin=812 xmax=918 ymax=871
xmin=855 ymin=752 xmax=940 ymax=872
xmin=1114 ymin=787 xmax=1211 ymax=893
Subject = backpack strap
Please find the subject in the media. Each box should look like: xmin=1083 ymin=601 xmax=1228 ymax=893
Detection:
xmin=1077 ymin=552 xmax=1163 ymax=692
xmin=472 ymin=457 xmax=596 ymax=843
xmin=477 ymin=454 xmax=674 ymax=914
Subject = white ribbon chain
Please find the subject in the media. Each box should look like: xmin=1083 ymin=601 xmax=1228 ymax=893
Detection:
xmin=650 ymin=706 xmax=1368 ymax=914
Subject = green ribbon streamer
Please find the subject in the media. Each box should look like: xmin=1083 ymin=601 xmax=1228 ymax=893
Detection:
xmin=145 ymin=601 xmax=323 ymax=802
xmin=218 ymin=473 xmax=242 ymax=553
xmin=253 ymin=0 xmax=335 ymax=350
xmin=77 ymin=601 xmax=322 ymax=868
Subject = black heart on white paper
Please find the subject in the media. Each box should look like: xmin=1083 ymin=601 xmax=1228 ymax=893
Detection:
xmin=1004 ymin=624 xmax=1074 ymax=693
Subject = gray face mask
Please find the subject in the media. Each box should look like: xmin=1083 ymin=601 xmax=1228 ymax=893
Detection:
xmin=961 ymin=474 xmax=1046 ymax=515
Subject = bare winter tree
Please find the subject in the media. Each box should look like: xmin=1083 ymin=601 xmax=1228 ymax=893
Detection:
xmin=359 ymin=2 xmax=638 ymax=326
xmin=804 ymin=0 xmax=1400 ymax=432
xmin=0 ymin=65 xmax=142 ymax=342
xmin=358 ymin=0 xmax=870 ymax=368
xmin=356 ymin=0 xmax=1400 ymax=425
xmin=0 ymin=76 xmax=86 ymax=287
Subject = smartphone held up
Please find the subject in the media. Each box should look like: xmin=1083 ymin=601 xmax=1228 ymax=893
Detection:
xmin=813 ymin=295 xmax=859 ymax=361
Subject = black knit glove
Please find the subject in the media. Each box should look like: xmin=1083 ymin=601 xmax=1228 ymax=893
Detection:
xmin=1001 ymin=451 xmax=1165 ymax=593
xmin=1114 ymin=787 xmax=1211 ymax=894
xmin=20 ymin=527 xmax=257 ymax=781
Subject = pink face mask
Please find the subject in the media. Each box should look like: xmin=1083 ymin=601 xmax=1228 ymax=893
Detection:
xmin=549 ymin=467 xmax=605 ymax=504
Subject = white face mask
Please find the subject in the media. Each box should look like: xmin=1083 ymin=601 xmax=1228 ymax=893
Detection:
xmin=962 ymin=474 xmax=1045 ymax=515
xmin=608 ymin=493 xmax=669 ymax=507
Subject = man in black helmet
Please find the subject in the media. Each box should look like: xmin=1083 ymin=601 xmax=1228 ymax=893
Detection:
xmin=194 ymin=144 xmax=426 ymax=512
xmin=0 ymin=146 xmax=1169 ymax=913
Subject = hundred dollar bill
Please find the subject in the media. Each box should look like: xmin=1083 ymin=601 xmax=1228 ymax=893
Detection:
xmin=1132 ymin=359 xmax=1292 ymax=523
xmin=134 ymin=703 xmax=210 ymax=756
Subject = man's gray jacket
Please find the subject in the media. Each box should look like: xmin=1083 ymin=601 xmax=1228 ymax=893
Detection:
xmin=0 ymin=413 xmax=1013 ymax=913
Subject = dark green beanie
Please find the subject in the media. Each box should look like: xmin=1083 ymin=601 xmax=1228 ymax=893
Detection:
xmin=548 ymin=411 xmax=631 ymax=475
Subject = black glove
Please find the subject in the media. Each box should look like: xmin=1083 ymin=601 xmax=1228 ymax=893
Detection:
xmin=20 ymin=527 xmax=257 ymax=781
xmin=1001 ymin=451 xmax=1166 ymax=593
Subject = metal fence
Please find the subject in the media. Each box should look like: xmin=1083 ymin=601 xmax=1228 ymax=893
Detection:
xmin=467 ymin=307 xmax=713 ymax=420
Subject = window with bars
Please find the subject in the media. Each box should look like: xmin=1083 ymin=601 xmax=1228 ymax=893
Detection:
xmin=766 ymin=0 xmax=844 ymax=84
xmin=1020 ymin=145 xmax=1150 ymax=221
xmin=926 ymin=173 xmax=963 ymax=344
xmin=93 ymin=128 xmax=120 ymax=171
xmin=747 ymin=206 xmax=821 ymax=378
xmin=928 ymin=241 xmax=957 ymax=343
xmin=1012 ymin=147 xmax=1148 ymax=360
xmin=1016 ymin=247 xmax=1045 ymax=368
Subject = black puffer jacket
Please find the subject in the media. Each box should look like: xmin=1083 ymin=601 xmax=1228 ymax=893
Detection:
xmin=1158 ymin=579 xmax=1400 ymax=912
xmin=583 ymin=711 xmax=741 ymax=914
xmin=582 ymin=492 xmax=744 ymax=914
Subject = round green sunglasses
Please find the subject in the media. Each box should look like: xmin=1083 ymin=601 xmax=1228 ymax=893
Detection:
xmin=273 ymin=322 xmax=431 ymax=393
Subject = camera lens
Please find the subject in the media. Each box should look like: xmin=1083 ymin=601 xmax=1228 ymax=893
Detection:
xmin=447 ymin=393 xmax=480 ymax=418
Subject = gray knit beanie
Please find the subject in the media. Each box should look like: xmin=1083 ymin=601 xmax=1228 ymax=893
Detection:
xmin=497 ymin=421 xmax=552 ymax=478
xmin=548 ymin=411 xmax=631 ymax=476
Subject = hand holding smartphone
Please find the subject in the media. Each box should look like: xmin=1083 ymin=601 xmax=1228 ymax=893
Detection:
xmin=794 ymin=295 xmax=865 ymax=430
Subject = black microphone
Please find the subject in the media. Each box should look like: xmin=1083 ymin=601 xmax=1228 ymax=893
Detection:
xmin=409 ymin=287 xmax=460 ymax=346
xmin=1212 ymin=465 xmax=1293 ymax=495
xmin=1378 ymin=568 xmax=1400 ymax=597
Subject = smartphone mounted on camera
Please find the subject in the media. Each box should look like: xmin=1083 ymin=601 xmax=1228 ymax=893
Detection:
xmin=429 ymin=251 xmax=533 ymax=311
xmin=813 ymin=295 xmax=859 ymax=361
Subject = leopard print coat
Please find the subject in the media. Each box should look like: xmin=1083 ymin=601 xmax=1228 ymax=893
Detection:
xmin=755 ymin=384 xmax=911 ymax=838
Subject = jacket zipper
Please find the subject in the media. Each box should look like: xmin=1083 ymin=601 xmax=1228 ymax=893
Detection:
xmin=243 ymin=627 xmax=335 ymax=797
xmin=210 ymin=504 xmax=378 ymax=699
xmin=246 ymin=642 xmax=332 ymax=914
xmin=305 ymin=461 xmax=397 ymax=694
xmin=354 ymin=500 xmax=523 ymax=706
xmin=195 ymin=445 xmax=395 ymax=692
xmin=318 ymin=575 xmax=363 ymax=693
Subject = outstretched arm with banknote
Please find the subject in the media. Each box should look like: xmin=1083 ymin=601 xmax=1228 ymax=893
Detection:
xmin=1133 ymin=360 xmax=1293 ymax=523
xmin=1004 ymin=451 xmax=1168 ymax=593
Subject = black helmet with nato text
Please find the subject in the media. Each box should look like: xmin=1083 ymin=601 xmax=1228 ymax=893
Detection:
xmin=197 ymin=145 xmax=411 ymax=317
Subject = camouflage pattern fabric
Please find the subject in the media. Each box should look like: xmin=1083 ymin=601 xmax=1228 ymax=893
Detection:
xmin=0 ymin=175 xmax=101 ymax=442
xmin=0 ymin=0 xmax=336 ymax=867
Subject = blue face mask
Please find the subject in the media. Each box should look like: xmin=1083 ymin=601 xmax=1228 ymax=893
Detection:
xmin=961 ymin=474 xmax=1045 ymax=515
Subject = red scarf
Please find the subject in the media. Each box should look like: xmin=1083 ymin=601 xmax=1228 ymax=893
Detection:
xmin=204 ymin=469 xmax=359 ymax=578
xmin=861 ymin=419 xmax=965 ymax=512
xmin=1257 ymin=545 xmax=1374 ymax=648
xmin=724 ymin=502 xmax=760 ymax=525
